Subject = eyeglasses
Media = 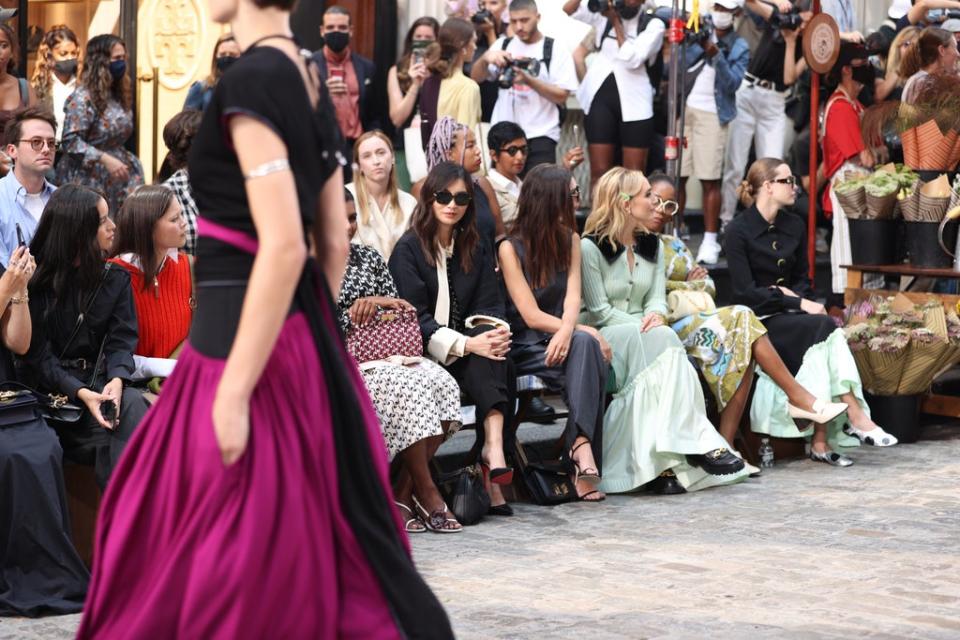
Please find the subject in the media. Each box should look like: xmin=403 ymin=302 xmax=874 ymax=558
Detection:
xmin=434 ymin=190 xmax=472 ymax=206
xmin=500 ymin=144 xmax=528 ymax=157
xmin=768 ymin=176 xmax=797 ymax=187
xmin=655 ymin=195 xmax=679 ymax=216
xmin=570 ymin=185 xmax=581 ymax=199
xmin=19 ymin=138 xmax=58 ymax=152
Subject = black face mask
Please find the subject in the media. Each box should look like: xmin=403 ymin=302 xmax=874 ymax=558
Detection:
xmin=215 ymin=55 xmax=236 ymax=73
xmin=618 ymin=5 xmax=640 ymax=20
xmin=53 ymin=58 xmax=78 ymax=76
xmin=324 ymin=31 xmax=350 ymax=54
xmin=852 ymin=63 xmax=874 ymax=86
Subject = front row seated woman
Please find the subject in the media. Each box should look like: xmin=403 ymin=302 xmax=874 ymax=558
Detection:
xmin=724 ymin=158 xmax=898 ymax=466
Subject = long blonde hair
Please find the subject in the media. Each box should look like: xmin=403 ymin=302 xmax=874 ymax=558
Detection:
xmin=583 ymin=167 xmax=649 ymax=251
xmin=888 ymin=26 xmax=919 ymax=82
xmin=352 ymin=131 xmax=402 ymax=226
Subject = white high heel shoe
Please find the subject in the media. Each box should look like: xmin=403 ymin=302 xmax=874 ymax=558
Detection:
xmin=787 ymin=399 xmax=848 ymax=424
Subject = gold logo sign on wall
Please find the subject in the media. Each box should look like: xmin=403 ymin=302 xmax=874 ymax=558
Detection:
xmin=146 ymin=0 xmax=207 ymax=90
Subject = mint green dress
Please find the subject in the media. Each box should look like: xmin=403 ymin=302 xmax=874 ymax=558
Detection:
xmin=579 ymin=236 xmax=748 ymax=493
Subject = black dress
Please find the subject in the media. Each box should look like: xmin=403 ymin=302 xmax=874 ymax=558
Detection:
xmin=23 ymin=265 xmax=149 ymax=489
xmin=0 ymin=281 xmax=88 ymax=615
xmin=724 ymin=204 xmax=836 ymax=374
xmin=505 ymin=238 xmax=608 ymax=469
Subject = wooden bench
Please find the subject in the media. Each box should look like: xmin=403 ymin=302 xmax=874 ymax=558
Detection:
xmin=64 ymin=463 xmax=100 ymax=568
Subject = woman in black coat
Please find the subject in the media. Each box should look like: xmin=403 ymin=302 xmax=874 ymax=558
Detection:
xmin=23 ymin=184 xmax=148 ymax=489
xmin=389 ymin=162 xmax=517 ymax=516
xmin=724 ymin=158 xmax=897 ymax=467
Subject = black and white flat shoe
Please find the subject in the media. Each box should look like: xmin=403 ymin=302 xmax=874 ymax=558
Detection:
xmin=843 ymin=424 xmax=898 ymax=447
xmin=810 ymin=449 xmax=854 ymax=467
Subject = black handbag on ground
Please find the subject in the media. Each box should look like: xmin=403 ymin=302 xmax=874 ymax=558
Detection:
xmin=514 ymin=440 xmax=577 ymax=506
xmin=434 ymin=463 xmax=490 ymax=526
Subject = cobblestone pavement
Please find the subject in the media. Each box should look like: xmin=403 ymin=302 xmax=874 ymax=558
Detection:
xmin=4 ymin=425 xmax=959 ymax=639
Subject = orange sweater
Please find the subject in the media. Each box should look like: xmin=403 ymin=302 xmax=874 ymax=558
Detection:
xmin=111 ymin=254 xmax=193 ymax=358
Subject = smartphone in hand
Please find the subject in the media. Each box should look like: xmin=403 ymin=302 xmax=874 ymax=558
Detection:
xmin=15 ymin=223 xmax=24 ymax=248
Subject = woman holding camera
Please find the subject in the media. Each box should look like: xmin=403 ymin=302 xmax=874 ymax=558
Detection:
xmin=23 ymin=184 xmax=149 ymax=490
xmin=564 ymin=0 xmax=664 ymax=185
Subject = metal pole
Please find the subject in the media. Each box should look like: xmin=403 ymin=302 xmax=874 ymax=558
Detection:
xmin=664 ymin=0 xmax=683 ymax=179
xmin=808 ymin=1 xmax=820 ymax=281
xmin=152 ymin=67 xmax=160 ymax=183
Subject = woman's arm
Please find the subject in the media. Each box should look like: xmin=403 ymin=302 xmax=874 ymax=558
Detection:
xmin=387 ymin=65 xmax=420 ymax=129
xmin=641 ymin=249 xmax=669 ymax=316
xmin=0 ymin=248 xmax=32 ymax=355
xmin=213 ymin=114 xmax=309 ymax=464
xmin=724 ymin=224 xmax=798 ymax=314
xmin=616 ymin=17 xmax=665 ymax=71
xmin=499 ymin=239 xmax=566 ymax=334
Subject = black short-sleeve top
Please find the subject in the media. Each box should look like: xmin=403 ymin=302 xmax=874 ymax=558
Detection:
xmin=188 ymin=45 xmax=345 ymax=253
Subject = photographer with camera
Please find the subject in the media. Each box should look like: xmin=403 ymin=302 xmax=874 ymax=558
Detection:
xmin=471 ymin=0 xmax=510 ymax=120
xmin=679 ymin=0 xmax=751 ymax=265
xmin=720 ymin=0 xmax=807 ymax=228
xmin=563 ymin=0 xmax=665 ymax=184
xmin=472 ymin=0 xmax=579 ymax=172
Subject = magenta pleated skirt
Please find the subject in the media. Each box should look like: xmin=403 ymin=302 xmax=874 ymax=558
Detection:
xmin=76 ymin=312 xmax=404 ymax=639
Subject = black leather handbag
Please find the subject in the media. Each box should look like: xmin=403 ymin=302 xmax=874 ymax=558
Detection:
xmin=0 ymin=388 xmax=41 ymax=427
xmin=515 ymin=440 xmax=577 ymax=506
xmin=0 ymin=381 xmax=82 ymax=425
xmin=434 ymin=464 xmax=490 ymax=526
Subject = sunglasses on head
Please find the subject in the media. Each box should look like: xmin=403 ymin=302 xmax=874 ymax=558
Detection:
xmin=434 ymin=190 xmax=472 ymax=206
xmin=500 ymin=144 xmax=528 ymax=157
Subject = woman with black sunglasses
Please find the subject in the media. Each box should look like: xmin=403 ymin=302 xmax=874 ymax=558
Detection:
xmin=724 ymin=158 xmax=897 ymax=468
xmin=389 ymin=161 xmax=517 ymax=516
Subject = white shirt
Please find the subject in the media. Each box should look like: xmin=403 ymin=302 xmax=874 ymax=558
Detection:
xmin=487 ymin=168 xmax=522 ymax=225
xmin=686 ymin=37 xmax=718 ymax=114
xmin=486 ymin=34 xmax=579 ymax=142
xmin=23 ymin=193 xmax=45 ymax=223
xmin=572 ymin=5 xmax=665 ymax=121
xmin=346 ymin=183 xmax=417 ymax=260
xmin=51 ymin=74 xmax=77 ymax=142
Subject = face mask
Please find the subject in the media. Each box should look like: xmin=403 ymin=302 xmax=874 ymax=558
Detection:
xmin=108 ymin=60 xmax=126 ymax=80
xmin=712 ymin=11 xmax=734 ymax=30
xmin=53 ymin=58 xmax=78 ymax=76
xmin=618 ymin=5 xmax=640 ymax=20
xmin=215 ymin=56 xmax=236 ymax=73
xmin=324 ymin=31 xmax=350 ymax=54
xmin=852 ymin=63 xmax=874 ymax=86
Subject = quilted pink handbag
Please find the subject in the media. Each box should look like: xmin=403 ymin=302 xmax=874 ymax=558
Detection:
xmin=346 ymin=307 xmax=424 ymax=363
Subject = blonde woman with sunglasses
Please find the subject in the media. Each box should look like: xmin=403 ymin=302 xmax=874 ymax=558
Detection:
xmin=646 ymin=173 xmax=840 ymax=473
xmin=579 ymin=167 xmax=748 ymax=496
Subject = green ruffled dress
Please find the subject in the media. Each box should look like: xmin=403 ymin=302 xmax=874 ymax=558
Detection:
xmin=580 ymin=236 xmax=748 ymax=493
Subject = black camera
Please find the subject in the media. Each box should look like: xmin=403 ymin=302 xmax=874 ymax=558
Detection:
xmin=587 ymin=0 xmax=625 ymax=14
xmin=471 ymin=9 xmax=493 ymax=24
xmin=100 ymin=399 xmax=117 ymax=425
xmin=685 ymin=15 xmax=713 ymax=45
xmin=771 ymin=8 xmax=803 ymax=31
xmin=497 ymin=57 xmax=542 ymax=88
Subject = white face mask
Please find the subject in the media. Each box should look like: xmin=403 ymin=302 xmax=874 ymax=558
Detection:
xmin=712 ymin=11 xmax=734 ymax=30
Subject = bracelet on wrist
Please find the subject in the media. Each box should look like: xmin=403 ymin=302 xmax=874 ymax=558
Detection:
xmin=10 ymin=292 xmax=28 ymax=304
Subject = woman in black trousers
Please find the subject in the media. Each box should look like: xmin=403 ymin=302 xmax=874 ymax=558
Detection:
xmin=499 ymin=165 xmax=609 ymax=501
xmin=390 ymin=162 xmax=517 ymax=515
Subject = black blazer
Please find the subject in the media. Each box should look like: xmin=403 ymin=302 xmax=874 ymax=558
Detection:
xmin=723 ymin=205 xmax=815 ymax=316
xmin=388 ymin=230 xmax=505 ymax=346
xmin=311 ymin=50 xmax=380 ymax=134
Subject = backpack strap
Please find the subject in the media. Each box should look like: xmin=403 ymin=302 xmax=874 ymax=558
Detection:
xmin=500 ymin=36 xmax=513 ymax=50
xmin=542 ymin=36 xmax=553 ymax=72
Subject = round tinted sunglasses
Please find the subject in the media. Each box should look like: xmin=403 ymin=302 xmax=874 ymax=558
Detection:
xmin=434 ymin=190 xmax=472 ymax=206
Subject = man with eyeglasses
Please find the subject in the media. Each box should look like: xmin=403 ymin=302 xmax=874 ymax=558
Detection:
xmin=486 ymin=121 xmax=528 ymax=226
xmin=0 ymin=107 xmax=57 ymax=267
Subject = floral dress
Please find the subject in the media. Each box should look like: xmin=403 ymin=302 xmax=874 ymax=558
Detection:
xmin=337 ymin=243 xmax=462 ymax=458
xmin=56 ymin=87 xmax=144 ymax=215
xmin=660 ymin=234 xmax=767 ymax=411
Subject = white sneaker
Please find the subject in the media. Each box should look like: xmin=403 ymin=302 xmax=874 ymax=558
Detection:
xmin=696 ymin=238 xmax=721 ymax=264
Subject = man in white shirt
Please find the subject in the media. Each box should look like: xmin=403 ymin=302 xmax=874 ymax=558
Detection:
xmin=0 ymin=107 xmax=57 ymax=267
xmin=486 ymin=121 xmax=527 ymax=225
xmin=471 ymin=0 xmax=579 ymax=173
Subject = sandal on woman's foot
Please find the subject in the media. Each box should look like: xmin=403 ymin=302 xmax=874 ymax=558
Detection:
xmin=395 ymin=501 xmax=425 ymax=534
xmin=843 ymin=423 xmax=898 ymax=447
xmin=570 ymin=440 xmax=600 ymax=484
xmin=578 ymin=489 xmax=605 ymax=502
xmin=809 ymin=449 xmax=854 ymax=467
xmin=412 ymin=496 xmax=463 ymax=533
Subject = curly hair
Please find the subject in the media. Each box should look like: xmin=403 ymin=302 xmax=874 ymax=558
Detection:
xmin=0 ymin=23 xmax=18 ymax=75
xmin=158 ymin=109 xmax=202 ymax=181
xmin=30 ymin=25 xmax=79 ymax=104
xmin=80 ymin=34 xmax=131 ymax=113
xmin=426 ymin=116 xmax=468 ymax=170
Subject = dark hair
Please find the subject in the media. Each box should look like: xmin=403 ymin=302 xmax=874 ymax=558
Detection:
xmin=113 ymin=186 xmax=177 ymax=292
xmin=509 ymin=0 xmax=538 ymax=12
xmin=412 ymin=162 xmax=479 ymax=271
xmin=31 ymin=24 xmax=78 ymax=101
xmin=323 ymin=5 xmax=352 ymax=25
xmin=81 ymin=34 xmax=131 ymax=112
xmin=30 ymin=184 xmax=107 ymax=301
xmin=344 ymin=188 xmax=355 ymax=203
xmin=0 ymin=23 xmax=17 ymax=74
xmin=3 ymin=105 xmax=57 ymax=146
xmin=646 ymin=171 xmax=672 ymax=188
xmin=397 ymin=17 xmax=440 ymax=93
xmin=510 ymin=164 xmax=574 ymax=288
xmin=487 ymin=121 xmax=527 ymax=153
xmin=428 ymin=18 xmax=475 ymax=78
xmin=900 ymin=27 xmax=954 ymax=78
xmin=205 ymin=33 xmax=237 ymax=86
xmin=159 ymin=109 xmax=202 ymax=180
xmin=251 ymin=0 xmax=298 ymax=10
